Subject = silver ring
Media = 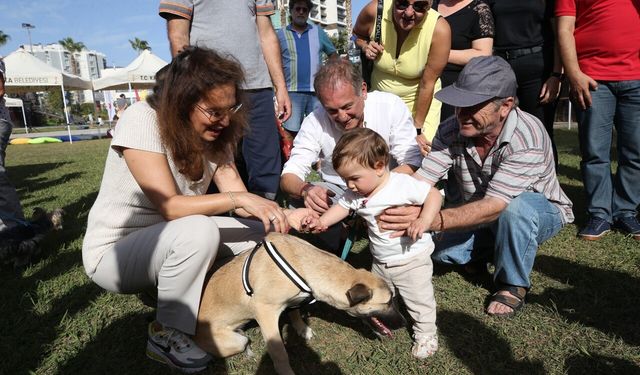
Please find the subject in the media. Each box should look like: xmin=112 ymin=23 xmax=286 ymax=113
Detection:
xmin=269 ymin=215 xmax=277 ymax=222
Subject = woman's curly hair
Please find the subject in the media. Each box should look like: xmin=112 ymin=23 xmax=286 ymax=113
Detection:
xmin=147 ymin=46 xmax=247 ymax=181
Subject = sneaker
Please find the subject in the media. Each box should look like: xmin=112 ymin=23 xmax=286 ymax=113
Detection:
xmin=578 ymin=217 xmax=611 ymax=241
xmin=411 ymin=334 xmax=438 ymax=359
xmin=146 ymin=322 xmax=212 ymax=373
xmin=613 ymin=216 xmax=640 ymax=241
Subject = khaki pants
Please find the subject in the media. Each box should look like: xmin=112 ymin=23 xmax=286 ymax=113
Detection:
xmin=91 ymin=215 xmax=265 ymax=335
xmin=371 ymin=250 xmax=437 ymax=338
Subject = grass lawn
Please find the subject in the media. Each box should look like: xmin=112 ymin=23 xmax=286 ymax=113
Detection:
xmin=1 ymin=129 xmax=639 ymax=374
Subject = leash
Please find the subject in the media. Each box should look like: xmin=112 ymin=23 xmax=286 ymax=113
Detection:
xmin=242 ymin=240 xmax=316 ymax=306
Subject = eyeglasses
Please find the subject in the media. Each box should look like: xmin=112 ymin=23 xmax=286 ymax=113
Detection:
xmin=395 ymin=0 xmax=430 ymax=13
xmin=195 ymin=102 xmax=243 ymax=122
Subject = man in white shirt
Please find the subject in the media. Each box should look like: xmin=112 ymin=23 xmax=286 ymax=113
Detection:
xmin=280 ymin=59 xmax=422 ymax=249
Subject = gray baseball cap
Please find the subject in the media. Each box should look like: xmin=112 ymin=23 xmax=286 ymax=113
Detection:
xmin=435 ymin=56 xmax=517 ymax=108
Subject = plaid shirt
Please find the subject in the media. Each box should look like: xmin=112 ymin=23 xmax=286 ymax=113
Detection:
xmin=417 ymin=108 xmax=574 ymax=224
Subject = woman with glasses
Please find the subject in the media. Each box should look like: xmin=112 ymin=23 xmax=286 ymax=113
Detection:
xmin=353 ymin=0 xmax=451 ymax=155
xmin=82 ymin=47 xmax=303 ymax=373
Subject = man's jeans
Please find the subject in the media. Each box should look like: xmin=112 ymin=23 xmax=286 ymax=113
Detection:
xmin=0 ymin=118 xmax=25 ymax=231
xmin=432 ymin=193 xmax=564 ymax=288
xmin=283 ymin=92 xmax=320 ymax=133
xmin=575 ymin=80 xmax=640 ymax=222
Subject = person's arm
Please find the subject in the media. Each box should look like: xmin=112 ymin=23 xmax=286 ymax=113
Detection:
xmin=123 ymin=148 xmax=288 ymax=233
xmin=433 ymin=196 xmax=507 ymax=232
xmin=387 ymin=95 xmax=423 ymax=172
xmin=556 ymin=15 xmax=597 ymax=109
xmin=256 ymin=14 xmax=291 ymax=121
xmin=281 ymin=174 xmax=336 ymax=214
xmin=413 ymin=17 xmax=451 ymax=130
xmin=353 ymin=0 xmax=385 ymax=58
xmin=448 ymin=37 xmax=493 ymax=66
xmin=407 ymin=186 xmax=443 ymax=241
xmin=0 ymin=74 xmax=5 ymax=98
xmin=539 ymin=18 xmax=563 ymax=104
xmin=165 ymin=15 xmax=191 ymax=57
xmin=302 ymin=203 xmax=350 ymax=233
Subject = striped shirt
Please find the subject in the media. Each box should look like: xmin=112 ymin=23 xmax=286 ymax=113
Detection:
xmin=277 ymin=23 xmax=336 ymax=92
xmin=417 ymin=108 xmax=574 ymax=224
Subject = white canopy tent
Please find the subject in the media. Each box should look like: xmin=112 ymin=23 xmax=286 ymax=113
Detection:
xmin=3 ymin=49 xmax=93 ymax=142
xmin=4 ymin=96 xmax=28 ymax=133
xmin=92 ymin=49 xmax=168 ymax=92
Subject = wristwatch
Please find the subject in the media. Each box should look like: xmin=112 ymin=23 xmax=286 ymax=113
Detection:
xmin=550 ymin=72 xmax=565 ymax=80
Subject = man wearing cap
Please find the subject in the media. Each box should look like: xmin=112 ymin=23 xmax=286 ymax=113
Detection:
xmin=381 ymin=56 xmax=574 ymax=317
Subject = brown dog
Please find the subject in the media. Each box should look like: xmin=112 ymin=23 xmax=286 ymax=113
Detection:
xmin=195 ymin=232 xmax=405 ymax=375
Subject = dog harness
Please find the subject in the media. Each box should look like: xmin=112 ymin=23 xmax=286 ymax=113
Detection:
xmin=242 ymin=240 xmax=316 ymax=306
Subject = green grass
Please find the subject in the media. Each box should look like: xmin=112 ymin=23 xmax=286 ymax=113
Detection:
xmin=2 ymin=129 xmax=639 ymax=375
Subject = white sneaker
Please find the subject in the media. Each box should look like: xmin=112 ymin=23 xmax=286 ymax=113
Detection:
xmin=411 ymin=334 xmax=438 ymax=359
xmin=146 ymin=322 xmax=212 ymax=373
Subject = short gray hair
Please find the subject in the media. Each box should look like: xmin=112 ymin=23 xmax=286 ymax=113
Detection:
xmin=313 ymin=59 xmax=363 ymax=99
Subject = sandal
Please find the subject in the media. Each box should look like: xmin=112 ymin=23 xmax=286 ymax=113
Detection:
xmin=487 ymin=285 xmax=526 ymax=318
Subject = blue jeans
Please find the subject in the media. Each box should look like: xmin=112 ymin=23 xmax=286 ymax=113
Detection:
xmin=242 ymin=89 xmax=282 ymax=200
xmin=283 ymin=92 xmax=320 ymax=133
xmin=575 ymin=80 xmax=640 ymax=222
xmin=432 ymin=193 xmax=564 ymax=288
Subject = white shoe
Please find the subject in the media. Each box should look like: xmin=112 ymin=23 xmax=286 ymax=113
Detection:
xmin=146 ymin=322 xmax=212 ymax=373
xmin=411 ymin=334 xmax=438 ymax=359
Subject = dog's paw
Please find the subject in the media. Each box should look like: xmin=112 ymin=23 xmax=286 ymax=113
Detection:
xmin=244 ymin=346 xmax=254 ymax=358
xmin=296 ymin=325 xmax=314 ymax=340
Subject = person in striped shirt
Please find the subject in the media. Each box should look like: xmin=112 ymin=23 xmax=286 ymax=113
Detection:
xmin=277 ymin=0 xmax=337 ymax=140
xmin=382 ymin=56 xmax=573 ymax=318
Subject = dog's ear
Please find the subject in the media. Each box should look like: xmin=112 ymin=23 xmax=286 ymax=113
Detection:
xmin=346 ymin=283 xmax=373 ymax=306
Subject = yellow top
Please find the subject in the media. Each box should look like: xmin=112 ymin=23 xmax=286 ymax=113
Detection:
xmin=371 ymin=6 xmax=442 ymax=141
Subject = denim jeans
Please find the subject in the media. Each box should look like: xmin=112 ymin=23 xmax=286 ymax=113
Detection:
xmin=241 ymin=88 xmax=282 ymax=200
xmin=283 ymin=92 xmax=320 ymax=133
xmin=432 ymin=193 xmax=564 ymax=288
xmin=575 ymin=80 xmax=640 ymax=222
xmin=0 ymin=118 xmax=25 ymax=231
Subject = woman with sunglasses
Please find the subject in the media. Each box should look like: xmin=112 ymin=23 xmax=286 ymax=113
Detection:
xmin=82 ymin=47 xmax=303 ymax=373
xmin=354 ymin=0 xmax=451 ymax=155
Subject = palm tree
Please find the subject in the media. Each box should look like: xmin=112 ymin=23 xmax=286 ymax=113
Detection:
xmin=129 ymin=37 xmax=151 ymax=54
xmin=0 ymin=31 xmax=10 ymax=48
xmin=58 ymin=37 xmax=86 ymax=75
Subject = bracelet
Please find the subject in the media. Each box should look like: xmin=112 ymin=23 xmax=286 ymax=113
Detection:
xmin=299 ymin=182 xmax=313 ymax=198
xmin=550 ymin=72 xmax=565 ymax=80
xmin=227 ymin=191 xmax=237 ymax=215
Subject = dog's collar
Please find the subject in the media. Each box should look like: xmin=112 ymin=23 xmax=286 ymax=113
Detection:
xmin=242 ymin=240 xmax=316 ymax=306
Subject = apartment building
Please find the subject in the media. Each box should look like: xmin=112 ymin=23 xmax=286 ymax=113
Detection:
xmin=22 ymin=43 xmax=107 ymax=103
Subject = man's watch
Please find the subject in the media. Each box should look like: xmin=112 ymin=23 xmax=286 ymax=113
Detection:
xmin=416 ymin=128 xmax=422 ymax=135
xmin=550 ymin=72 xmax=565 ymax=80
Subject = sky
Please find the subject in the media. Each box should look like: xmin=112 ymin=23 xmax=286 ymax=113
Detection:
xmin=0 ymin=0 xmax=370 ymax=67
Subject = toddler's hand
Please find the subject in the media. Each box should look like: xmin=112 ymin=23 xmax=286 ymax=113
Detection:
xmin=407 ymin=218 xmax=429 ymax=242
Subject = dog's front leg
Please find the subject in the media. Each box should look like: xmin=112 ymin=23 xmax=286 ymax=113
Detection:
xmin=288 ymin=309 xmax=314 ymax=340
xmin=254 ymin=304 xmax=295 ymax=375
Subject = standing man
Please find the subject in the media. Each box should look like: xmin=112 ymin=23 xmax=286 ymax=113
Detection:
xmin=0 ymin=58 xmax=25 ymax=233
xmin=159 ymin=0 xmax=291 ymax=200
xmin=556 ymin=0 xmax=640 ymax=241
xmin=277 ymin=0 xmax=337 ymax=140
xmin=380 ymin=56 xmax=573 ymax=317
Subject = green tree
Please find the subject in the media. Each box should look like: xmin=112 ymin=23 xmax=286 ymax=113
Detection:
xmin=0 ymin=31 xmax=10 ymax=48
xmin=329 ymin=30 xmax=350 ymax=55
xmin=129 ymin=37 xmax=151 ymax=54
xmin=58 ymin=37 xmax=86 ymax=75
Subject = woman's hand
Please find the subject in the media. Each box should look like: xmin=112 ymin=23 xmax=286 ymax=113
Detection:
xmin=539 ymin=76 xmax=561 ymax=104
xmin=282 ymin=207 xmax=318 ymax=232
xmin=416 ymin=134 xmax=432 ymax=156
xmin=364 ymin=41 xmax=384 ymax=61
xmin=235 ymin=192 xmax=289 ymax=234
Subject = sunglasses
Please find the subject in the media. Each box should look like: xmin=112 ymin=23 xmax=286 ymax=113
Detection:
xmin=195 ymin=102 xmax=243 ymax=122
xmin=395 ymin=0 xmax=430 ymax=13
